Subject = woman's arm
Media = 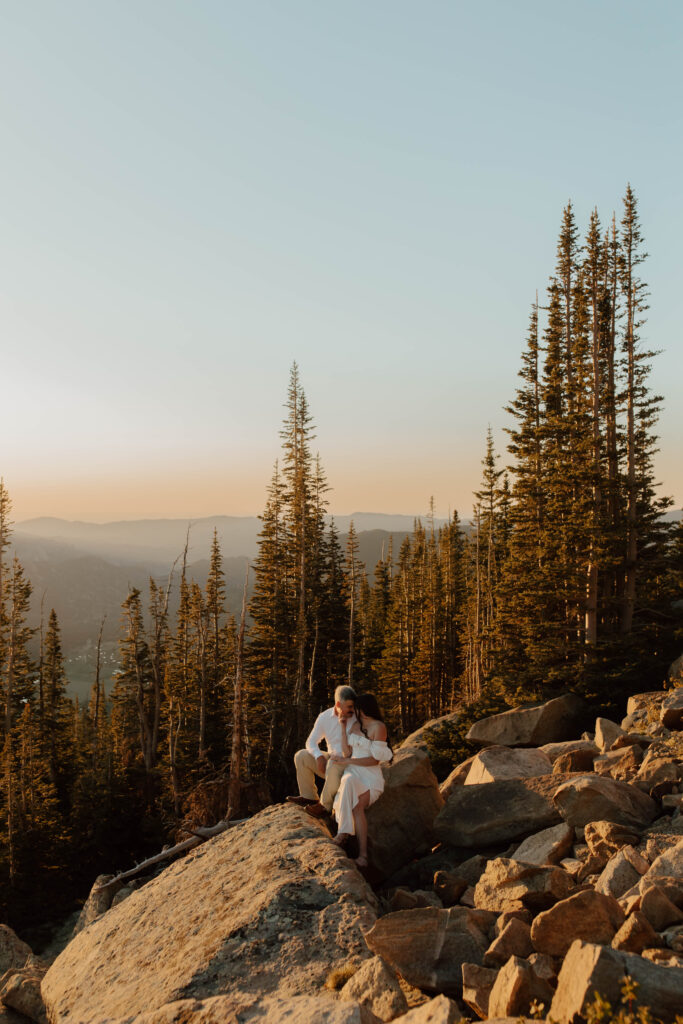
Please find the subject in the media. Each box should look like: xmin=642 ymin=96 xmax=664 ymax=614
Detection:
xmin=329 ymin=754 xmax=379 ymax=766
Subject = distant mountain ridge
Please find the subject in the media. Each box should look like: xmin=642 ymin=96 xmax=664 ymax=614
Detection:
xmin=15 ymin=513 xmax=453 ymax=567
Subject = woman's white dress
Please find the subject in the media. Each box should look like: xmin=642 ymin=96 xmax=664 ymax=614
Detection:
xmin=333 ymin=732 xmax=393 ymax=836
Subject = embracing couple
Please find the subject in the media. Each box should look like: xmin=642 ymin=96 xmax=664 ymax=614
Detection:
xmin=287 ymin=685 xmax=392 ymax=868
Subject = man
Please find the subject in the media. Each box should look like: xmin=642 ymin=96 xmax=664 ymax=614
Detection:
xmin=287 ymin=685 xmax=356 ymax=818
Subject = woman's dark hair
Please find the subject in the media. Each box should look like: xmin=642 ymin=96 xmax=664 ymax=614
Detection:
xmin=354 ymin=693 xmax=390 ymax=746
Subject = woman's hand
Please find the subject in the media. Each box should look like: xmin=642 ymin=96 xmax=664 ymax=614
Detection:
xmin=330 ymin=754 xmax=351 ymax=765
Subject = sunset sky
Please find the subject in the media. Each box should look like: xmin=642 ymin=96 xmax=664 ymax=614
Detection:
xmin=1 ymin=1 xmax=681 ymax=524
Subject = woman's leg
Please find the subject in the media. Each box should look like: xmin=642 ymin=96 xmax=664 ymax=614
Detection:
xmin=351 ymin=790 xmax=371 ymax=866
xmin=332 ymin=773 xmax=358 ymax=841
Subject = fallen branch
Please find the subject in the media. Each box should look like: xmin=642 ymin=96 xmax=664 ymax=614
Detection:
xmin=92 ymin=818 xmax=247 ymax=892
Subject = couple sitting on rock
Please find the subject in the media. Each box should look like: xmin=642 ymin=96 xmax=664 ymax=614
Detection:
xmin=287 ymin=685 xmax=392 ymax=867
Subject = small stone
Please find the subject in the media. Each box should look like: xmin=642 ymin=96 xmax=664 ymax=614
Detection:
xmin=339 ymin=955 xmax=408 ymax=1022
xmin=512 ymin=823 xmax=574 ymax=866
xmin=433 ymin=872 xmax=467 ymax=908
xmin=487 ymin=955 xmax=554 ymax=1018
xmin=595 ymin=717 xmax=626 ymax=751
xmin=585 ymin=820 xmax=641 ymax=860
xmin=484 ymin=918 xmax=533 ymax=966
xmin=594 ymin=849 xmax=641 ymax=899
xmin=461 ymin=962 xmax=497 ymax=1020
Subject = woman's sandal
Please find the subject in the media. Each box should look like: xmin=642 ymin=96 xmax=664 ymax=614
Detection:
xmin=332 ymin=833 xmax=352 ymax=847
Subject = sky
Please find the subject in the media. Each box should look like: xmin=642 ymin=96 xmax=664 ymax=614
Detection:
xmin=1 ymin=0 xmax=681 ymax=524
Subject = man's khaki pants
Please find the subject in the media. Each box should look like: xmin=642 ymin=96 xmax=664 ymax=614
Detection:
xmin=294 ymin=749 xmax=346 ymax=811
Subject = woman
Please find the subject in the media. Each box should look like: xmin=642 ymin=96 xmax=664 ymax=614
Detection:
xmin=330 ymin=693 xmax=392 ymax=867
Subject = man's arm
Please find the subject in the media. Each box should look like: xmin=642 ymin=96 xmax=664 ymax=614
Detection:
xmin=305 ymin=713 xmax=327 ymax=759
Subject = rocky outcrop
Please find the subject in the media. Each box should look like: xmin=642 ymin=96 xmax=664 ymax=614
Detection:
xmin=366 ymin=748 xmax=444 ymax=880
xmin=42 ymin=805 xmax=378 ymax=1023
xmin=466 ymin=694 xmax=584 ymax=747
xmin=38 ymin=681 xmax=683 ymax=1024
xmin=399 ymin=713 xmax=460 ymax=751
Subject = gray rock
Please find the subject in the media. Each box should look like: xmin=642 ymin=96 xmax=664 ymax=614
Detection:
xmin=595 ymin=717 xmax=625 ymax=752
xmin=484 ymin=918 xmax=533 ymax=966
xmin=550 ymin=939 xmax=683 ymax=1024
xmin=660 ymin=690 xmax=683 ymax=730
xmin=531 ymin=889 xmax=625 ymax=957
xmin=540 ymin=740 xmax=598 ymax=763
xmin=435 ymin=773 xmax=571 ymax=848
xmin=473 ymin=857 xmax=573 ymax=913
xmin=392 ymin=995 xmax=463 ymax=1023
xmin=399 ymin=713 xmax=461 ymax=751
xmin=364 ymin=907 xmax=490 ymax=997
xmin=487 ymin=956 xmax=554 ymax=1019
xmin=594 ymin=849 xmax=642 ymax=899
xmin=0 ymin=926 xmax=32 ymax=977
xmin=461 ymin=962 xmax=497 ymax=1019
xmin=439 ymin=757 xmax=476 ymax=799
xmin=553 ymin=774 xmax=658 ymax=829
xmin=339 ymin=956 xmax=408 ymax=1022
xmin=464 ymin=746 xmax=553 ymax=785
xmin=466 ymin=695 xmax=584 ymax=748
xmin=367 ymin=748 xmax=444 ymax=880
xmin=512 ymin=823 xmax=574 ymax=866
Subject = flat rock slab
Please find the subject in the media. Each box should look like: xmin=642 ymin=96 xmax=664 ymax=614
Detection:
xmin=364 ymin=907 xmax=490 ymax=997
xmin=41 ymin=805 xmax=378 ymax=1024
xmin=512 ymin=822 xmax=574 ymax=866
xmin=434 ymin=774 xmax=572 ymax=848
xmin=466 ymin=694 xmax=584 ymax=747
xmin=541 ymin=740 xmax=598 ymax=763
xmin=465 ymin=746 xmax=553 ymax=785
xmin=366 ymin=748 xmax=444 ymax=880
xmin=118 ymin=994 xmax=381 ymax=1023
xmin=553 ymin=774 xmax=658 ymax=829
xmin=550 ymin=939 xmax=683 ymax=1024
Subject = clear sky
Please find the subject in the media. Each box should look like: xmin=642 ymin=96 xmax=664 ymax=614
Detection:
xmin=1 ymin=0 xmax=681 ymax=523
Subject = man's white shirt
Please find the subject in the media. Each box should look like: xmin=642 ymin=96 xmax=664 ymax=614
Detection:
xmin=305 ymin=707 xmax=357 ymax=759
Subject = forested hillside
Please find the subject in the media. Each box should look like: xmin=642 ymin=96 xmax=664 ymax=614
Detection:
xmin=0 ymin=187 xmax=681 ymax=933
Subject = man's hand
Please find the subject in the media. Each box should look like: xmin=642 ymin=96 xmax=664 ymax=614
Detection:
xmin=316 ymin=755 xmax=327 ymax=776
xmin=329 ymin=755 xmax=351 ymax=765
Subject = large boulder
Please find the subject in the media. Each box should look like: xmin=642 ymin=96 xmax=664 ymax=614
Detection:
xmin=553 ymin=775 xmax=658 ymax=829
xmin=363 ymin=907 xmax=490 ymax=997
xmin=473 ymin=858 xmax=573 ymax=913
xmin=434 ymin=774 xmax=571 ymax=848
xmin=41 ymin=805 xmax=378 ymax=1024
xmin=464 ymin=746 xmax=553 ymax=785
xmin=466 ymin=695 xmax=584 ymax=748
xmin=399 ymin=713 xmax=460 ymax=751
xmin=530 ymin=890 xmax=625 ymax=957
xmin=550 ymin=939 xmax=683 ymax=1024
xmin=366 ymin=748 xmax=444 ymax=880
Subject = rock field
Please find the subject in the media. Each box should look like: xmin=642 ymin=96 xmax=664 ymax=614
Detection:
xmin=1 ymin=672 xmax=682 ymax=1023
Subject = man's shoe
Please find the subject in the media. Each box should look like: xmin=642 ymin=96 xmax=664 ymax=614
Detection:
xmin=304 ymin=802 xmax=330 ymax=819
xmin=285 ymin=795 xmax=318 ymax=807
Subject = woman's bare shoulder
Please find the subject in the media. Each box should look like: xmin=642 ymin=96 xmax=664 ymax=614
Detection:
xmin=368 ymin=721 xmax=387 ymax=741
